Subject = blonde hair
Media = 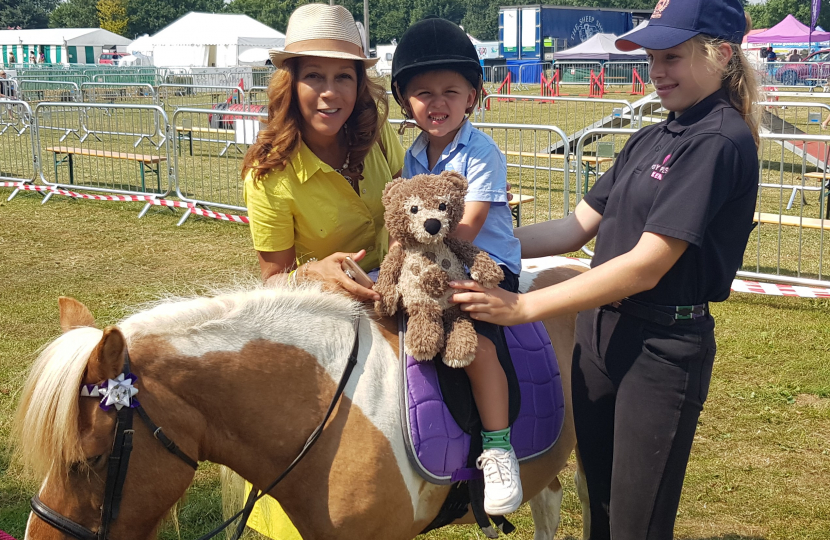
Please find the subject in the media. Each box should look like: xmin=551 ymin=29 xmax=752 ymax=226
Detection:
xmin=241 ymin=58 xmax=389 ymax=183
xmin=15 ymin=327 xmax=104 ymax=478
xmin=692 ymin=19 xmax=760 ymax=147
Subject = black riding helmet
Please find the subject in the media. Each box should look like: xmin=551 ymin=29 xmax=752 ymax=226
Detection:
xmin=391 ymin=17 xmax=483 ymax=109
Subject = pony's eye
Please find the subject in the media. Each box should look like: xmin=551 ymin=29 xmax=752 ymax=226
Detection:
xmin=438 ymin=203 xmax=447 ymax=211
xmin=411 ymin=206 xmax=418 ymax=214
xmin=86 ymin=455 xmax=105 ymax=467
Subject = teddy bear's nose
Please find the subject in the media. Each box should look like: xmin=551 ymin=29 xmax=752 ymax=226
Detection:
xmin=424 ymin=219 xmax=442 ymax=235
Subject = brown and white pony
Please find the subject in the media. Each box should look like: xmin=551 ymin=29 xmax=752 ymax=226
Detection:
xmin=16 ymin=266 xmax=589 ymax=540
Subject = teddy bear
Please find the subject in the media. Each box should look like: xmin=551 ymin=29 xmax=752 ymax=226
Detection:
xmin=374 ymin=171 xmax=504 ymax=368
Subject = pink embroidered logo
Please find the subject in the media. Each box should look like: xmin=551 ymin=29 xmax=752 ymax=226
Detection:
xmin=650 ymin=154 xmax=671 ymax=180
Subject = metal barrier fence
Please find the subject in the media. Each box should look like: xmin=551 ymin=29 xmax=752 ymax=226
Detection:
xmin=517 ymin=62 xmax=552 ymax=86
xmin=157 ymin=84 xmax=245 ymax=113
xmin=34 ymin=102 xmax=172 ymax=202
xmin=1 ymin=78 xmax=19 ymax=99
xmin=478 ymin=95 xmax=637 ymax=134
xmin=602 ymin=61 xmax=650 ymax=86
xmin=91 ymin=69 xmax=164 ymax=86
xmin=171 ymin=108 xmax=266 ymax=225
xmin=758 ymin=101 xmax=830 ymax=138
xmin=389 ymin=119 xmax=571 ymax=225
xmin=574 ymin=127 xmax=830 ymax=287
xmin=17 ymin=80 xmax=79 ymax=104
xmin=247 ymin=86 xmax=269 ymax=107
xmin=80 ymin=82 xmax=157 ymax=105
xmin=4 ymin=101 xmax=830 ymax=287
xmin=553 ymin=61 xmax=603 ymax=85
xmin=13 ymin=70 xmax=88 ymax=86
xmin=752 ymin=61 xmax=830 ymax=87
xmin=0 ymin=100 xmax=37 ymax=199
xmin=636 ymin=96 xmax=668 ymax=127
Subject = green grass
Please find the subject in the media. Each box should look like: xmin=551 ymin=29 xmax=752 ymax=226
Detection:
xmin=1 ymin=189 xmax=829 ymax=540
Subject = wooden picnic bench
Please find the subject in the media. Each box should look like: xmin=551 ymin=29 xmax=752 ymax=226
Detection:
xmin=175 ymin=125 xmax=237 ymax=156
xmin=46 ymin=146 xmax=167 ymax=192
xmin=508 ymin=193 xmax=534 ymax=226
xmin=754 ymin=212 xmax=830 ymax=231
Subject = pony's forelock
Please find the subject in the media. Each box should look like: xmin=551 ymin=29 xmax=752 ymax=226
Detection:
xmin=15 ymin=326 xmax=103 ymax=479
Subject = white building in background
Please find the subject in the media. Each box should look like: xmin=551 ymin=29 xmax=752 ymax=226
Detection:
xmin=0 ymin=28 xmax=131 ymax=67
xmin=148 ymin=12 xmax=285 ymax=68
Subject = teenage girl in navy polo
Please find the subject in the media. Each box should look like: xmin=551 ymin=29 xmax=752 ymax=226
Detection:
xmin=452 ymin=0 xmax=760 ymax=538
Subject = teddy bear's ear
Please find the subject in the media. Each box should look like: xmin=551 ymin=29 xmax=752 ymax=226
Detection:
xmin=382 ymin=177 xmax=407 ymax=202
xmin=440 ymin=170 xmax=468 ymax=192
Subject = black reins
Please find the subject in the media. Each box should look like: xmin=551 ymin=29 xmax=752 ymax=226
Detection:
xmin=31 ymin=318 xmax=361 ymax=540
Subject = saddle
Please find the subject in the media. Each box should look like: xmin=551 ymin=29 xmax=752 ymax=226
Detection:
xmin=398 ymin=313 xmax=566 ymax=536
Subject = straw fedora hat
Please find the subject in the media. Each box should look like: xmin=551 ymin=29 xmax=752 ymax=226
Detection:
xmin=269 ymin=4 xmax=378 ymax=67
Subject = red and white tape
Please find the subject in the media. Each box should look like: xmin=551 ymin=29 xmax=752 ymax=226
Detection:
xmin=0 ymin=181 xmax=249 ymax=224
xmin=730 ymin=279 xmax=830 ymax=298
xmin=4 ymin=183 xmax=830 ymax=297
xmin=522 ymin=256 xmax=830 ymax=299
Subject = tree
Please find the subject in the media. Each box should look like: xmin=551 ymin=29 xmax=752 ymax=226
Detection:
xmin=49 ymin=0 xmax=99 ymax=28
xmin=223 ymin=0 xmax=313 ymax=33
xmin=0 ymin=0 xmax=60 ymax=28
xmin=98 ymin=0 xmax=128 ymax=35
xmin=410 ymin=0 xmax=465 ymax=25
xmin=126 ymin=0 xmax=223 ymax=38
xmin=745 ymin=0 xmax=830 ymax=34
xmin=461 ymin=0 xmax=500 ymax=40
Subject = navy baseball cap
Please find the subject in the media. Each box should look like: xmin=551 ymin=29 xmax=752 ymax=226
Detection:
xmin=615 ymin=0 xmax=746 ymax=52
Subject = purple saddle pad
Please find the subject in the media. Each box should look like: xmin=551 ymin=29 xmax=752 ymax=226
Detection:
xmin=402 ymin=321 xmax=565 ymax=484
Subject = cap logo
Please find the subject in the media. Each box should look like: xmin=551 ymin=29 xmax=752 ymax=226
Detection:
xmin=652 ymin=0 xmax=670 ymax=19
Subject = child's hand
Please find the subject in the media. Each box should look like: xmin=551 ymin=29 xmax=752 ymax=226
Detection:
xmin=449 ymin=280 xmax=529 ymax=326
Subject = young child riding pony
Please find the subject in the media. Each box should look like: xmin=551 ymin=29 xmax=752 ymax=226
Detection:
xmin=391 ymin=18 xmax=524 ymax=516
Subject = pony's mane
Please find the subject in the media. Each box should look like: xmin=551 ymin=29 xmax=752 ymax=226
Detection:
xmin=15 ymin=283 xmax=363 ymax=478
xmin=120 ymin=282 xmax=363 ymax=342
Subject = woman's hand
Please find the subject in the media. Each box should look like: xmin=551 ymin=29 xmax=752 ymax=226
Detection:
xmin=450 ymin=280 xmax=530 ymax=326
xmin=302 ymin=249 xmax=380 ymax=302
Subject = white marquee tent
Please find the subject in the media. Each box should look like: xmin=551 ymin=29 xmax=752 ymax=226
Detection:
xmin=148 ymin=12 xmax=285 ymax=67
xmin=0 ymin=28 xmax=130 ymax=66
xmin=553 ymin=33 xmax=646 ymax=61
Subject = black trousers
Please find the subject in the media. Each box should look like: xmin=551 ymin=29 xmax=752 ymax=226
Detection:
xmin=572 ymin=306 xmax=716 ymax=540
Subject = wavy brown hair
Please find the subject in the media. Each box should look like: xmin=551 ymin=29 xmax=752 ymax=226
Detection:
xmin=242 ymin=58 xmax=389 ymax=183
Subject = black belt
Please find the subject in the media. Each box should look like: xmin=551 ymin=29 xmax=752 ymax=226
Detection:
xmin=606 ymin=298 xmax=709 ymax=326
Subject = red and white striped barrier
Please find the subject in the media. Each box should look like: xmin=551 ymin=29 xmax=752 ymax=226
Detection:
xmin=731 ymin=279 xmax=830 ymax=298
xmin=522 ymin=256 xmax=830 ymax=299
xmin=4 ymin=182 xmax=830 ymax=297
xmin=0 ymin=181 xmax=250 ymax=224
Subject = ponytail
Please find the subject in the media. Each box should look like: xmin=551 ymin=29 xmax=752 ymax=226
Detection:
xmin=693 ymin=14 xmax=761 ymax=147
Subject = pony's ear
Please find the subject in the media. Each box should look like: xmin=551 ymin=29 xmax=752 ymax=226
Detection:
xmin=84 ymin=326 xmax=125 ymax=383
xmin=59 ymin=296 xmax=96 ymax=333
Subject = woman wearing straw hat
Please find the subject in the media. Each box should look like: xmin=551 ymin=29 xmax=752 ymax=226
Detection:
xmin=240 ymin=7 xmax=402 ymax=536
xmin=242 ymin=3 xmax=404 ymax=303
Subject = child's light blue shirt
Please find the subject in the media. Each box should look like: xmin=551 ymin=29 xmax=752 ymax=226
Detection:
xmin=403 ymin=120 xmax=521 ymax=275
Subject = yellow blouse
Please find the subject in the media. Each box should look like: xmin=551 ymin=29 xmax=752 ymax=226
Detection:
xmin=243 ymin=121 xmax=405 ymax=271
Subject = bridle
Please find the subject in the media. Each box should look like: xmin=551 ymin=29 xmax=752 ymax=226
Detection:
xmin=31 ymin=318 xmax=361 ymax=540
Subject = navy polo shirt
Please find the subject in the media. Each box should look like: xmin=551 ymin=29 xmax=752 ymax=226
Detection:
xmin=583 ymin=89 xmax=758 ymax=305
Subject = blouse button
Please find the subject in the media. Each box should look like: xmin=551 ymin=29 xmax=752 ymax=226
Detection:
xmin=362 ymin=188 xmax=367 ymax=194
xmin=367 ymin=246 xmax=375 ymax=252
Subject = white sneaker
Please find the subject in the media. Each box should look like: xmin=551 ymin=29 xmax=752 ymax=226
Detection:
xmin=476 ymin=447 xmax=523 ymax=515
